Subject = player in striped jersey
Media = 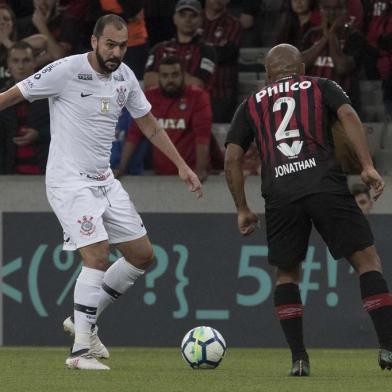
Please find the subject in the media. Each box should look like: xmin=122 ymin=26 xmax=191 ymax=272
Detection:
xmin=225 ymin=43 xmax=392 ymax=376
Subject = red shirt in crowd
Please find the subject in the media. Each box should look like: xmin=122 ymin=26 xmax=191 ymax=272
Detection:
xmin=127 ymin=85 xmax=212 ymax=175
xmin=202 ymin=11 xmax=242 ymax=99
xmin=366 ymin=0 xmax=392 ymax=80
xmin=15 ymin=102 xmax=41 ymax=174
xmin=145 ymin=35 xmax=216 ymax=89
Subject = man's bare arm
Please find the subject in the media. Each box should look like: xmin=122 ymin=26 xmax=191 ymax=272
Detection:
xmin=195 ymin=144 xmax=209 ymax=182
xmin=224 ymin=143 xmax=249 ymax=211
xmin=337 ymin=104 xmax=373 ymax=170
xmin=337 ymin=103 xmax=384 ymax=198
xmin=0 ymin=86 xmax=25 ymax=111
xmin=135 ymin=112 xmax=203 ymax=197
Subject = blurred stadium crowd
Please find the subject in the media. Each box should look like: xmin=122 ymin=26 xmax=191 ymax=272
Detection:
xmin=0 ymin=0 xmax=390 ymax=186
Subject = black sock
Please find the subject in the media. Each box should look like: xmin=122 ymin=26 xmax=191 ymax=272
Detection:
xmin=360 ymin=271 xmax=392 ymax=351
xmin=274 ymin=283 xmax=308 ymax=362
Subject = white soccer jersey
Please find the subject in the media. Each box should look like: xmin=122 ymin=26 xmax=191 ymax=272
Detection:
xmin=17 ymin=53 xmax=151 ymax=187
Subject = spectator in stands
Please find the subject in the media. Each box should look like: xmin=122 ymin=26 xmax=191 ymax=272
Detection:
xmin=351 ymin=182 xmax=374 ymax=214
xmin=88 ymin=1 xmax=149 ymax=80
xmin=202 ymin=0 xmax=242 ymax=122
xmin=311 ymin=0 xmax=364 ymax=31
xmin=301 ymin=0 xmax=367 ymax=111
xmin=239 ymin=0 xmax=286 ymax=47
xmin=277 ymin=0 xmax=318 ymax=47
xmin=364 ymin=0 xmax=391 ymax=114
xmin=118 ymin=56 xmax=212 ymax=182
xmin=0 ymin=41 xmax=49 ymax=174
xmin=144 ymin=0 xmax=177 ymax=47
xmin=0 ymin=4 xmax=17 ymax=89
xmin=144 ymin=0 xmax=216 ymax=90
xmin=16 ymin=0 xmax=79 ymax=67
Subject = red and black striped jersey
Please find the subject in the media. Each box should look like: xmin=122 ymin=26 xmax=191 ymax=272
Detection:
xmin=226 ymin=75 xmax=353 ymax=207
xmin=144 ymin=35 xmax=217 ymax=89
xmin=202 ymin=11 xmax=242 ymax=99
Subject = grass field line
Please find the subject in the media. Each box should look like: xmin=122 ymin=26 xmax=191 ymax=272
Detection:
xmin=0 ymin=347 xmax=390 ymax=392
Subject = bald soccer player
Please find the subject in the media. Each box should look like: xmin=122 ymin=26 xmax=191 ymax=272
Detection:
xmin=225 ymin=44 xmax=391 ymax=376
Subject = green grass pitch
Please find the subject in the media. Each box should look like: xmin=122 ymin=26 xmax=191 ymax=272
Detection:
xmin=0 ymin=347 xmax=391 ymax=392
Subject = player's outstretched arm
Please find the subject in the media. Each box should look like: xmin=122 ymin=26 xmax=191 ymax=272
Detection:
xmin=225 ymin=143 xmax=258 ymax=235
xmin=0 ymin=85 xmax=25 ymax=112
xmin=337 ymin=103 xmax=385 ymax=199
xmin=134 ymin=112 xmax=203 ymax=198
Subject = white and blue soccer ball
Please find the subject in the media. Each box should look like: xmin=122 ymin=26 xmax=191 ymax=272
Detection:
xmin=181 ymin=326 xmax=226 ymax=369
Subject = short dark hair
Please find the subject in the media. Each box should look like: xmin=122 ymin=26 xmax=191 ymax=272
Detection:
xmin=93 ymin=14 xmax=127 ymax=39
xmin=8 ymin=41 xmax=34 ymax=57
xmin=350 ymin=183 xmax=371 ymax=198
xmin=158 ymin=56 xmax=184 ymax=69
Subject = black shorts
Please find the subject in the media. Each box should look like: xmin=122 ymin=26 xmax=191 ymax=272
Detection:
xmin=265 ymin=193 xmax=374 ymax=268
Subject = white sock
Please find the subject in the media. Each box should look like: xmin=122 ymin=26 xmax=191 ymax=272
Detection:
xmin=72 ymin=266 xmax=104 ymax=353
xmin=97 ymin=257 xmax=145 ymax=318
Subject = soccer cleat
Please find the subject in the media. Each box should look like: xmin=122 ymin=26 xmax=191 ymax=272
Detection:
xmin=65 ymin=349 xmax=110 ymax=370
xmin=289 ymin=359 xmax=310 ymax=376
xmin=63 ymin=316 xmax=110 ymax=359
xmin=379 ymin=349 xmax=392 ymax=370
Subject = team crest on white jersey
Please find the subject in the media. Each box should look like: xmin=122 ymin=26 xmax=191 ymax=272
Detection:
xmin=101 ymin=98 xmax=110 ymax=113
xmin=77 ymin=215 xmax=96 ymax=236
xmin=116 ymin=86 xmax=127 ymax=106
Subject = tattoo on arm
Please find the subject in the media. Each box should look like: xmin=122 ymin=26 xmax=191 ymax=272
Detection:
xmin=148 ymin=127 xmax=162 ymax=140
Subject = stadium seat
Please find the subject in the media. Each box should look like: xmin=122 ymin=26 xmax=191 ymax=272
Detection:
xmin=374 ymin=149 xmax=392 ymax=175
xmin=212 ymin=123 xmax=230 ymax=152
xmin=360 ymin=104 xmax=386 ymax=122
xmin=381 ymin=121 xmax=392 ymax=149
xmin=238 ymin=47 xmax=270 ymax=72
xmin=359 ymin=80 xmax=385 ymax=122
xmin=239 ymin=71 xmax=266 ymax=81
xmin=364 ymin=122 xmax=384 ymax=156
xmin=239 ymin=79 xmax=265 ymax=95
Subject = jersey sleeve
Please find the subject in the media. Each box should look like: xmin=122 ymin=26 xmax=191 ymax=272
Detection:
xmin=16 ymin=57 xmax=74 ymax=102
xmin=319 ymin=78 xmax=352 ymax=114
xmin=194 ymin=43 xmax=217 ymax=86
xmin=225 ymin=100 xmax=254 ymax=152
xmin=124 ymin=69 xmax=152 ymax=118
xmin=144 ymin=43 xmax=161 ymax=72
xmin=191 ymin=89 xmax=212 ymax=145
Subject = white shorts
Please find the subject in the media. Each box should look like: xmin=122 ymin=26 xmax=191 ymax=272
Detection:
xmin=47 ymin=180 xmax=147 ymax=251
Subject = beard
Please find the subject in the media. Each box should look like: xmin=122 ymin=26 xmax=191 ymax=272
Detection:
xmin=96 ymin=48 xmax=121 ymax=74
xmin=160 ymin=82 xmax=185 ymax=98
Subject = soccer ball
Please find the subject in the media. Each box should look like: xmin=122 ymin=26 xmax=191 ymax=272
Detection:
xmin=181 ymin=326 xmax=226 ymax=369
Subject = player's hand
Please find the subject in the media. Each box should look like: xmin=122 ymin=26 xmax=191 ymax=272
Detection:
xmin=113 ymin=168 xmax=122 ymax=179
xmin=178 ymin=165 xmax=203 ymax=199
xmin=195 ymin=169 xmax=208 ymax=184
xmin=237 ymin=208 xmax=259 ymax=236
xmin=361 ymin=167 xmax=385 ymax=200
xmin=12 ymin=127 xmax=39 ymax=146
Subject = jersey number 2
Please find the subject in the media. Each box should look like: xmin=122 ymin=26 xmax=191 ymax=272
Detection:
xmin=273 ymin=97 xmax=299 ymax=141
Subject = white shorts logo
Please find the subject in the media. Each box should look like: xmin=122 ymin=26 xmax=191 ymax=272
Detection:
xmin=77 ymin=215 xmax=96 ymax=236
